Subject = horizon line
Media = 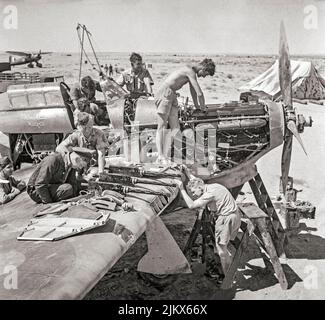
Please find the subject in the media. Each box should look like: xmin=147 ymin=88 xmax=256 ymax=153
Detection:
xmin=0 ymin=51 xmax=324 ymax=57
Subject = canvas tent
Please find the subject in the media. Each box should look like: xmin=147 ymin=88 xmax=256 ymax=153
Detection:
xmin=240 ymin=60 xmax=325 ymax=100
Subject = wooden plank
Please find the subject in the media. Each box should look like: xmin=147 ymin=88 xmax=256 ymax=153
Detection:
xmin=221 ymin=227 xmax=249 ymax=289
xmin=238 ymin=203 xmax=268 ymax=219
xmin=229 ymin=184 xmax=244 ymax=199
xmin=254 ymin=218 xmax=288 ymax=290
xmin=249 ymin=176 xmax=286 ymax=256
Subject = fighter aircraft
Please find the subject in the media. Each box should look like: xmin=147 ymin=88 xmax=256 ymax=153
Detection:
xmin=101 ymin=22 xmax=312 ymax=196
xmin=0 ymin=22 xmax=313 ymax=298
xmin=6 ymin=50 xmax=52 ymax=68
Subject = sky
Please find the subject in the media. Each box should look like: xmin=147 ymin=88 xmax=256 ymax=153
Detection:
xmin=0 ymin=0 xmax=324 ymax=54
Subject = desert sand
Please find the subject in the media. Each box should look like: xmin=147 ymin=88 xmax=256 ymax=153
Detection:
xmin=0 ymin=52 xmax=325 ymax=299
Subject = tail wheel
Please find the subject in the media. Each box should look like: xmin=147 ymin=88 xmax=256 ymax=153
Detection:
xmin=137 ymin=272 xmax=176 ymax=289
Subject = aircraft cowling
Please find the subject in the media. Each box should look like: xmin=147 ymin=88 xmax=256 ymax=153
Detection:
xmin=134 ymin=97 xmax=158 ymax=126
xmin=0 ymin=83 xmax=74 ymax=134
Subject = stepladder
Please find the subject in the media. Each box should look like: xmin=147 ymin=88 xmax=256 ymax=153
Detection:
xmin=182 ymin=206 xmax=251 ymax=289
xmin=237 ymin=202 xmax=288 ymax=290
xmin=183 ymin=173 xmax=288 ymax=290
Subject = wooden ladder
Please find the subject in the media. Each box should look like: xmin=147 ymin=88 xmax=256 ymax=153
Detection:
xmin=183 ymin=205 xmax=253 ymax=289
xmin=236 ymin=202 xmax=288 ymax=290
xmin=183 ymin=174 xmax=288 ymax=290
xmin=248 ymin=173 xmax=287 ymax=257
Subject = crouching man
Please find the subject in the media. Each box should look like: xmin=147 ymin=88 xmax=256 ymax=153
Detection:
xmin=0 ymin=156 xmax=26 ymax=205
xmin=70 ymin=75 xmax=105 ymax=125
xmin=27 ymin=147 xmax=94 ymax=204
xmin=56 ymin=112 xmax=107 ymax=174
xmin=176 ymin=176 xmax=242 ymax=276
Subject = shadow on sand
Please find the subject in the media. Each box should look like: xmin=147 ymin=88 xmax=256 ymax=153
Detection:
xmin=285 ymin=223 xmax=325 ymax=260
xmin=233 ymin=221 xmax=325 ymax=293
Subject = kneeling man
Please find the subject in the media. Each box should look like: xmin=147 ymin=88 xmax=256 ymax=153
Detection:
xmin=177 ymin=176 xmax=241 ymax=275
xmin=0 ymin=156 xmax=26 ymax=204
xmin=27 ymin=147 xmax=94 ymax=204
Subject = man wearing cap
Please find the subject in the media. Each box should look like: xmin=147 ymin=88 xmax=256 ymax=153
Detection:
xmin=116 ymin=52 xmax=154 ymax=99
xmin=0 ymin=156 xmax=26 ymax=204
xmin=27 ymin=148 xmax=93 ymax=204
xmin=56 ymin=112 xmax=107 ymax=174
xmin=70 ymin=75 xmax=104 ymax=124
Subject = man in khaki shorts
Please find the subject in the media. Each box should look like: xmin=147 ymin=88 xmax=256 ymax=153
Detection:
xmin=155 ymin=58 xmax=215 ymax=164
xmin=176 ymin=174 xmax=241 ymax=278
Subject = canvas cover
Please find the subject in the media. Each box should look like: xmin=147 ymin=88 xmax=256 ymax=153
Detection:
xmin=240 ymin=60 xmax=325 ymax=100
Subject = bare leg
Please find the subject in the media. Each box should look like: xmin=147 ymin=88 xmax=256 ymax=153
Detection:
xmin=156 ymin=113 xmax=168 ymax=162
xmin=215 ymin=243 xmax=232 ymax=275
xmin=168 ymin=112 xmax=180 ymax=138
xmin=166 ymin=108 xmax=180 ymax=161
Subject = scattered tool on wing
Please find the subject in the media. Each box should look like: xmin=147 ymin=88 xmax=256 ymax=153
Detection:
xmin=60 ymin=190 xmax=95 ymax=203
xmin=90 ymin=199 xmax=117 ymax=211
xmin=34 ymin=190 xmax=95 ymax=217
xmin=35 ymin=203 xmax=72 ymax=217
xmin=34 ymin=188 xmax=126 ymax=217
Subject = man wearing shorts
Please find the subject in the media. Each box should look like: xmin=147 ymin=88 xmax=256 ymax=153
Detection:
xmin=155 ymin=58 xmax=215 ymax=164
xmin=176 ymin=175 xmax=241 ymax=276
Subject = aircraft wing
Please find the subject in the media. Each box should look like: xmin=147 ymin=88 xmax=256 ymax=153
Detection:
xmin=6 ymin=51 xmax=31 ymax=57
xmin=0 ymin=166 xmax=184 ymax=300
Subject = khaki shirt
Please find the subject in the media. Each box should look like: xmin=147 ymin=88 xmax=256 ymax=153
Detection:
xmin=56 ymin=128 xmax=107 ymax=154
xmin=199 ymin=183 xmax=238 ymax=216
xmin=116 ymin=67 xmax=153 ymax=94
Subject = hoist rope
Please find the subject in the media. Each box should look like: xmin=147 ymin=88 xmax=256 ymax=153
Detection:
xmin=77 ymin=23 xmax=103 ymax=79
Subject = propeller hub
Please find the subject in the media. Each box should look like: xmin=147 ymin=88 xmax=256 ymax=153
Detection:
xmin=285 ymin=109 xmax=296 ymax=122
xmin=297 ymin=114 xmax=313 ymax=133
xmin=285 ymin=108 xmax=312 ymax=134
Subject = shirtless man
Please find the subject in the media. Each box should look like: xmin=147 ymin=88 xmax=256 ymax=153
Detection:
xmin=155 ymin=58 xmax=215 ymax=164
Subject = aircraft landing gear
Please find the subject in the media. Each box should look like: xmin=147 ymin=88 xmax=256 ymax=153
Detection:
xmin=137 ymin=272 xmax=176 ymax=290
xmin=36 ymin=62 xmax=42 ymax=68
xmin=28 ymin=62 xmax=34 ymax=68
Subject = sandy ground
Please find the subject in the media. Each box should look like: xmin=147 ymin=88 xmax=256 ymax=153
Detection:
xmin=1 ymin=53 xmax=325 ymax=299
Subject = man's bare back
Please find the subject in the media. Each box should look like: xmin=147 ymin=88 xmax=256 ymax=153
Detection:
xmin=161 ymin=65 xmax=198 ymax=91
xmin=155 ymin=58 xmax=215 ymax=163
